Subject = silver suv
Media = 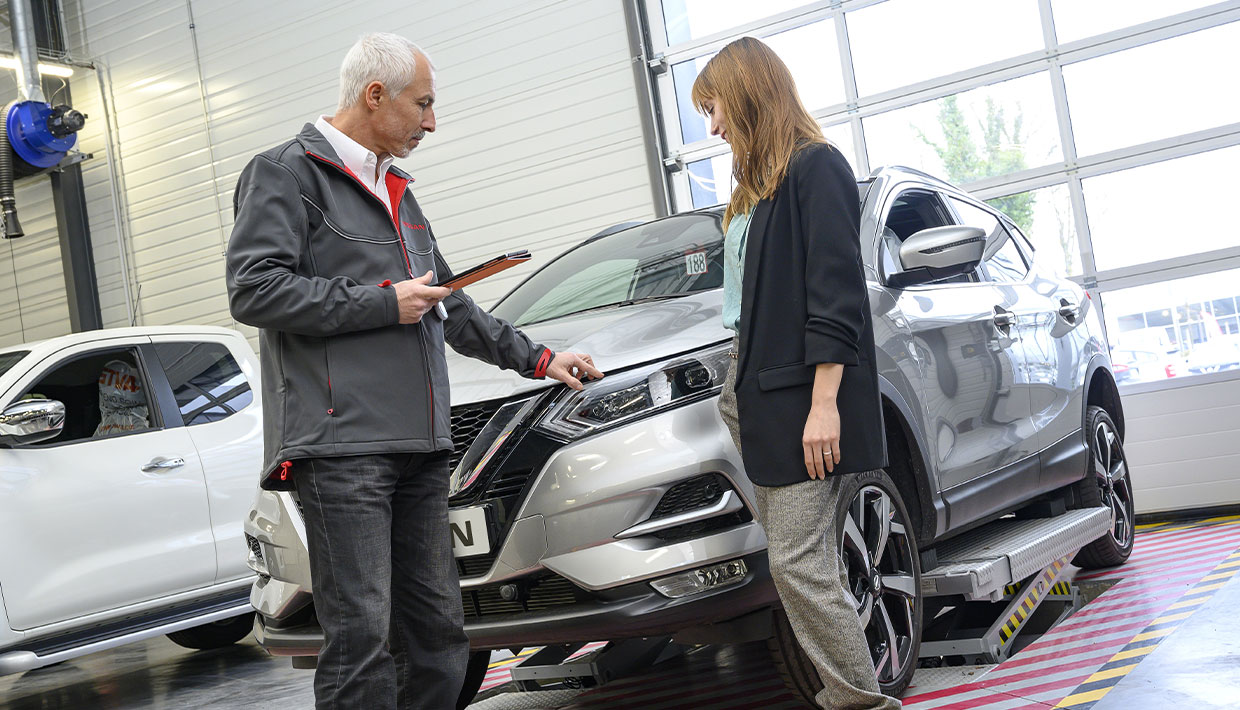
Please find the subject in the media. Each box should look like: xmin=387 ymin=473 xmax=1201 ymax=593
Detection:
xmin=245 ymin=166 xmax=1132 ymax=702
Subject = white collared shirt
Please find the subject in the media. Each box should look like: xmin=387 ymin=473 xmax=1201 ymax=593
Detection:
xmin=313 ymin=115 xmax=447 ymax=319
xmin=315 ymin=115 xmax=396 ymax=214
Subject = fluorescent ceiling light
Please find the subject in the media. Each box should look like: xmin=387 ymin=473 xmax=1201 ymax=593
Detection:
xmin=0 ymin=56 xmax=74 ymax=78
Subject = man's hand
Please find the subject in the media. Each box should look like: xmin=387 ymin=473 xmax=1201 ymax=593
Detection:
xmin=395 ymin=271 xmax=451 ymax=324
xmin=546 ymin=352 xmax=604 ymax=391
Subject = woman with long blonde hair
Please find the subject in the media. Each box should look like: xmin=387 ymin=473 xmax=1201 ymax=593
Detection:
xmin=695 ymin=37 xmax=900 ymax=709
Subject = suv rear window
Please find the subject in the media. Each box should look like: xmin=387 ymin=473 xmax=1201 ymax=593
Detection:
xmin=153 ymin=342 xmax=253 ymax=426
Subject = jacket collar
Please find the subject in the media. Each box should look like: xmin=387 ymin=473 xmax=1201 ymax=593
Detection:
xmin=737 ymin=197 xmax=772 ymax=378
xmin=296 ymin=123 xmax=415 ymax=183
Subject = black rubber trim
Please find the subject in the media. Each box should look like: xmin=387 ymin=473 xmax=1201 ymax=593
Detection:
xmin=17 ymin=588 xmax=250 ymax=656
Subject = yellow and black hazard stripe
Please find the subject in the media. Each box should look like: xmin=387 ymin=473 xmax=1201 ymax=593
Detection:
xmin=999 ymin=556 xmax=1069 ymax=645
xmin=1054 ymin=547 xmax=1240 ymax=709
xmin=1003 ymin=580 xmax=1070 ymax=598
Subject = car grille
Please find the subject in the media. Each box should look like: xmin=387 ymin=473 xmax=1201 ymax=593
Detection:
xmin=457 ymin=553 xmax=496 ymax=579
xmin=650 ymin=473 xmax=728 ymax=519
xmin=648 ymin=473 xmax=753 ymax=541
xmin=461 ymin=574 xmax=582 ymax=619
xmin=449 ymin=399 xmax=507 ymax=472
xmin=246 ymin=533 xmax=263 ymax=563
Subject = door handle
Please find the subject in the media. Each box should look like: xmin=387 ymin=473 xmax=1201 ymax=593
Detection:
xmin=141 ymin=456 xmax=186 ymax=473
xmin=992 ymin=309 xmax=1015 ymax=329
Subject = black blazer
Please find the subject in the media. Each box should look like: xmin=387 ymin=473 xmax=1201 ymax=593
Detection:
xmin=734 ymin=142 xmax=886 ymax=486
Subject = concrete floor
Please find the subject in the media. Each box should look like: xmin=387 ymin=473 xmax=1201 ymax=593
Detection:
xmin=2 ymin=516 xmax=1237 ymax=709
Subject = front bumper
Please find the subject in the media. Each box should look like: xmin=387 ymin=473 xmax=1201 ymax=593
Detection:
xmin=248 ymin=396 xmax=769 ymax=652
xmin=254 ymin=551 xmax=777 ymax=654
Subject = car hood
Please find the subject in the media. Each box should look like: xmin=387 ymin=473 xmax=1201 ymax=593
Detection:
xmin=447 ymin=290 xmax=731 ymax=405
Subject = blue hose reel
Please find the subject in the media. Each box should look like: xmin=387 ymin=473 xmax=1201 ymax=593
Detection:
xmin=1 ymin=99 xmax=86 ymax=238
xmin=6 ymin=99 xmax=84 ymax=171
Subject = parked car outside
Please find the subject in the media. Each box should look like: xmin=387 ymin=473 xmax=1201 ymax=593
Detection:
xmin=1110 ymin=347 xmax=1184 ymax=384
xmin=247 ymin=166 xmax=1133 ymax=702
xmin=0 ymin=326 xmax=262 ymax=676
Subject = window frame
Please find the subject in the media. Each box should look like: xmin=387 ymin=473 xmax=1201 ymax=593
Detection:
xmin=8 ymin=344 xmax=173 ymax=449
xmin=944 ymin=194 xmax=1031 ymax=285
xmin=149 ymin=341 xmax=255 ymax=427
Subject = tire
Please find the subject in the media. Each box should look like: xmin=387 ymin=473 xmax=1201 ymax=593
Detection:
xmin=769 ymin=469 xmax=923 ymax=702
xmin=1071 ymin=406 xmax=1135 ymax=569
xmin=166 ymin=612 xmax=255 ymax=650
xmin=456 ymin=650 xmax=490 ymax=710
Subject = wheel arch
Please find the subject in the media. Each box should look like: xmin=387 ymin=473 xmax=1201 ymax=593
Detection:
xmin=878 ymin=376 xmax=942 ymax=545
xmin=1084 ymin=358 xmax=1125 ymax=441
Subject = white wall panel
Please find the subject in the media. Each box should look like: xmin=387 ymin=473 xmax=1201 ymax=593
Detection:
xmin=58 ymin=0 xmax=655 ymax=351
xmin=1123 ymin=376 xmax=1240 ymax=514
xmin=0 ymin=61 xmax=73 ymax=347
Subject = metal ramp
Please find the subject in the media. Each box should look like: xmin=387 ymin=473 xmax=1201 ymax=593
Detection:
xmin=918 ymin=506 xmax=1111 ymax=663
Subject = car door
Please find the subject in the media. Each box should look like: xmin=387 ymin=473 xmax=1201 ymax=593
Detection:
xmin=0 ymin=338 xmax=216 ymax=630
xmin=149 ymin=336 xmax=262 ymax=583
xmin=997 ymin=223 xmax=1093 ymax=490
xmin=882 ymin=187 xmax=1031 ymax=505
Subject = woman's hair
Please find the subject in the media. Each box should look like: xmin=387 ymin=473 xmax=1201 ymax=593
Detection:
xmin=691 ymin=37 xmax=827 ymax=228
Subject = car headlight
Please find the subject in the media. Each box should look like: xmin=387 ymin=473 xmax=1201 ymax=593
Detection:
xmin=536 ymin=342 xmax=732 ymax=440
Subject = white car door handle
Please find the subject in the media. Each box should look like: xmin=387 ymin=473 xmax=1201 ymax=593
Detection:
xmin=142 ymin=456 xmax=186 ymax=473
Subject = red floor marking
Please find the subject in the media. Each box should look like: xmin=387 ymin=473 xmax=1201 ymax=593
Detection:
xmin=995 ymin=641 xmax=1126 ymax=671
xmin=1126 ymin=528 xmax=1240 ymax=559
xmin=906 ymin=671 xmax=1094 ymax=708
xmin=1128 ymin=523 xmax=1240 ymax=549
xmin=1130 ymin=527 xmax=1240 ymax=556
xmin=1075 ymin=542 xmax=1238 ymax=580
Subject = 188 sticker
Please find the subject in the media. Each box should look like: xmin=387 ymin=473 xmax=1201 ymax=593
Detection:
xmin=685 ymin=251 xmax=708 ymax=275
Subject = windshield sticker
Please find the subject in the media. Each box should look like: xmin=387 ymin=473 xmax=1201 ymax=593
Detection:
xmin=685 ymin=251 xmax=708 ymax=276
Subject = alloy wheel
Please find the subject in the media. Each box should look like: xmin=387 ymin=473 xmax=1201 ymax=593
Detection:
xmin=1093 ymin=418 xmax=1134 ymax=549
xmin=839 ymin=485 xmax=918 ymax=685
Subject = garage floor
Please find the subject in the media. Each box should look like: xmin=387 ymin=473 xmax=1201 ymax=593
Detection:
xmin=3 ymin=516 xmax=1237 ymax=710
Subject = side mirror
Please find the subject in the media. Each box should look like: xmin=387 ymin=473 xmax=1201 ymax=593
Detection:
xmin=0 ymin=399 xmax=66 ymax=446
xmin=887 ymin=225 xmax=987 ymax=289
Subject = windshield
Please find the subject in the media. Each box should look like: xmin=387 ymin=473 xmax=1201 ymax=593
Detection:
xmin=0 ymin=351 xmax=27 ymax=378
xmin=492 ymin=213 xmax=725 ymax=327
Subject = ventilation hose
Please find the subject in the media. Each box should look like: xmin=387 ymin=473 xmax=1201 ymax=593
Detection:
xmin=0 ymin=102 xmax=22 ymax=239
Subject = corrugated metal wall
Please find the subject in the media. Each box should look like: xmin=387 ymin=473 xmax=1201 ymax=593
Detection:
xmin=0 ymin=17 xmax=74 ymax=348
xmin=58 ymin=0 xmax=656 ymax=349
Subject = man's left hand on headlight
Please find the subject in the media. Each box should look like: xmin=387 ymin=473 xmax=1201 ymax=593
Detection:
xmin=546 ymin=352 xmax=604 ymax=391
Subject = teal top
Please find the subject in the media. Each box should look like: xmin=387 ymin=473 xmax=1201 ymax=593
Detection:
xmin=722 ymin=209 xmax=753 ymax=333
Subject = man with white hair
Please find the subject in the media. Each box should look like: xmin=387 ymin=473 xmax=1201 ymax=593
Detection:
xmin=226 ymin=32 xmax=602 ymax=709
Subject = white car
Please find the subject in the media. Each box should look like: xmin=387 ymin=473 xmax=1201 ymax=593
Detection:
xmin=0 ymin=326 xmax=262 ymax=675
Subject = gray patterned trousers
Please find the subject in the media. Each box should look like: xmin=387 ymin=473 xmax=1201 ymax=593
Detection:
xmin=720 ymin=342 xmax=900 ymax=709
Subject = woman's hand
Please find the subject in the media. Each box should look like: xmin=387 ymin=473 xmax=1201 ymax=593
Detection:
xmin=803 ymin=400 xmax=841 ymax=479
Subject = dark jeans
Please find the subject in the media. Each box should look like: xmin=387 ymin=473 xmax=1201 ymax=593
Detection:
xmin=293 ymin=452 xmax=469 ymax=710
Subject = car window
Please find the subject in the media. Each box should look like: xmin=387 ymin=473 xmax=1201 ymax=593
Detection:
xmin=948 ymin=196 xmax=1029 ymax=283
xmin=491 ymin=214 xmax=725 ymax=327
xmin=880 ymin=189 xmax=973 ymax=284
xmin=0 ymin=351 xmax=28 ymax=377
xmin=153 ymin=342 xmax=254 ymax=426
xmin=517 ymin=259 xmax=637 ymax=326
xmin=16 ymin=347 xmax=158 ymax=445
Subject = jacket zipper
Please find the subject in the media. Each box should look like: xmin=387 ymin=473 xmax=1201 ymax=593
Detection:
xmin=305 ymin=149 xmax=435 ymax=443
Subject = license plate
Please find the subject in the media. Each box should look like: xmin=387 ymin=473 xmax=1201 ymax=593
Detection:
xmin=448 ymin=505 xmax=491 ymax=558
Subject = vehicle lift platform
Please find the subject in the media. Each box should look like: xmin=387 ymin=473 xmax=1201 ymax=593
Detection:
xmin=497 ymin=506 xmax=1114 ymax=692
xmin=918 ymin=506 xmax=1112 ymax=664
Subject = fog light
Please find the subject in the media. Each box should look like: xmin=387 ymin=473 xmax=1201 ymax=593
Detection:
xmin=650 ymin=559 xmax=748 ymax=598
xmin=245 ymin=534 xmax=269 ymax=576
